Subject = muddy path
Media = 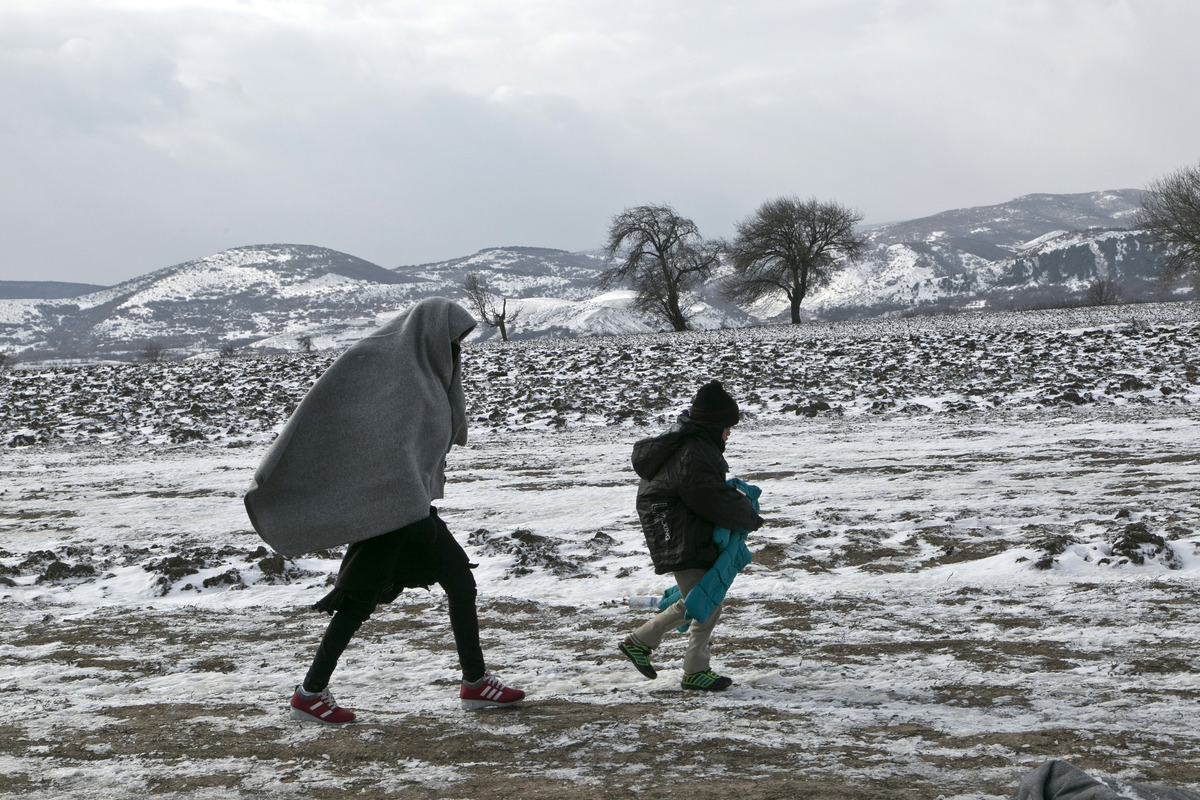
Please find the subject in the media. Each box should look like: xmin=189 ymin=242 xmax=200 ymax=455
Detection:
xmin=6 ymin=574 xmax=1200 ymax=800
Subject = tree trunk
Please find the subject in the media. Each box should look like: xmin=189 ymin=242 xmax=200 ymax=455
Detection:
xmin=667 ymin=301 xmax=688 ymax=331
xmin=665 ymin=287 xmax=688 ymax=331
xmin=790 ymin=269 xmax=808 ymax=324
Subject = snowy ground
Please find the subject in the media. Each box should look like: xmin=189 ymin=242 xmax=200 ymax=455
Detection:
xmin=2 ymin=304 xmax=1200 ymax=799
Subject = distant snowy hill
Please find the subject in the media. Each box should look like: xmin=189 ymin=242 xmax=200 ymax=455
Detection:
xmin=799 ymin=189 xmax=1167 ymax=318
xmin=0 ymin=280 xmax=107 ymax=300
xmin=0 ymin=189 xmax=1184 ymax=363
xmin=0 ymin=245 xmax=419 ymax=361
xmin=394 ymin=246 xmax=607 ymax=301
xmin=0 ymin=244 xmax=747 ymax=360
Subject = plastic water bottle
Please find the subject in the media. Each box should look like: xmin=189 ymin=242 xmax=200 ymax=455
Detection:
xmin=627 ymin=596 xmax=660 ymax=610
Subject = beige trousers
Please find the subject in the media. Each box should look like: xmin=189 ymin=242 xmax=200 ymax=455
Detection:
xmin=631 ymin=568 xmax=722 ymax=675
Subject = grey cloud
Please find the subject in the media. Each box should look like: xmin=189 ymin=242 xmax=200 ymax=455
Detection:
xmin=2 ymin=1 xmax=1199 ymax=284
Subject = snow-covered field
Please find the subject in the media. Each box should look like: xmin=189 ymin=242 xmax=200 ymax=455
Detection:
xmin=2 ymin=304 xmax=1199 ymax=799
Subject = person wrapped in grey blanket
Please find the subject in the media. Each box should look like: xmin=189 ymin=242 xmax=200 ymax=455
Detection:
xmin=1018 ymin=760 xmax=1200 ymax=800
xmin=245 ymin=298 xmax=526 ymax=724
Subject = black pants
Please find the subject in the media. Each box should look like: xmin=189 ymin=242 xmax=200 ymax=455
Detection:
xmin=303 ymin=515 xmax=485 ymax=692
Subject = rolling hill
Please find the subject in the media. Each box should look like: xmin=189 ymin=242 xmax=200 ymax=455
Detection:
xmin=0 ymin=189 xmax=1185 ymax=363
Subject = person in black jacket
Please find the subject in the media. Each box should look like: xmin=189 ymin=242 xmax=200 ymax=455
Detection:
xmin=618 ymin=381 xmax=764 ymax=691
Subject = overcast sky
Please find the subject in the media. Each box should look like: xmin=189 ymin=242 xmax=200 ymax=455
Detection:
xmin=2 ymin=0 xmax=1198 ymax=285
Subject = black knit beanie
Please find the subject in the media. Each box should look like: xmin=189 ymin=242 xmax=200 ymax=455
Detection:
xmin=689 ymin=380 xmax=739 ymax=428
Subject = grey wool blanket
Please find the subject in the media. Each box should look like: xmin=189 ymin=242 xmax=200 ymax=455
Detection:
xmin=244 ymin=298 xmax=476 ymax=556
xmin=1017 ymin=760 xmax=1200 ymax=800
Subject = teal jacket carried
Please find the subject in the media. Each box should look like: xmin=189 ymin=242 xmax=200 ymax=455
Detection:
xmin=658 ymin=478 xmax=761 ymax=626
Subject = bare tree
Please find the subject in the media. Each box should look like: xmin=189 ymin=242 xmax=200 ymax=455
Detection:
xmin=140 ymin=341 xmax=167 ymax=363
xmin=1136 ymin=160 xmax=1200 ymax=285
xmin=1084 ymin=274 xmax=1123 ymax=306
xmin=600 ymin=204 xmax=721 ymax=332
xmin=218 ymin=342 xmax=238 ymax=359
xmin=296 ymin=335 xmax=314 ymax=354
xmin=463 ymin=272 xmax=521 ymax=342
xmin=723 ymin=196 xmax=866 ymax=324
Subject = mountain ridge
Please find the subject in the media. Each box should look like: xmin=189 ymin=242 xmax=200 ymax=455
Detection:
xmin=0 ymin=189 xmax=1186 ymax=363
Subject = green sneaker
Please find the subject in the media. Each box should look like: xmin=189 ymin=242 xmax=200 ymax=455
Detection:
xmin=681 ymin=668 xmax=732 ymax=692
xmin=618 ymin=637 xmax=657 ymax=680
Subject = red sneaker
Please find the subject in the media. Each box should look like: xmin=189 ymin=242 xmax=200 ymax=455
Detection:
xmin=289 ymin=686 xmax=356 ymax=725
xmin=459 ymin=673 xmax=526 ymax=710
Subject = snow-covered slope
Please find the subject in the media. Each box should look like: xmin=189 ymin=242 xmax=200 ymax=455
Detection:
xmin=0 ymin=245 xmax=427 ymax=360
xmin=393 ymin=246 xmax=608 ymax=302
xmin=801 ymin=189 xmax=1168 ymax=318
xmin=0 ymin=245 xmax=751 ymax=360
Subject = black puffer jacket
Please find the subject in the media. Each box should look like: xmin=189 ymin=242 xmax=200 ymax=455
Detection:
xmin=632 ymin=415 xmax=764 ymax=574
